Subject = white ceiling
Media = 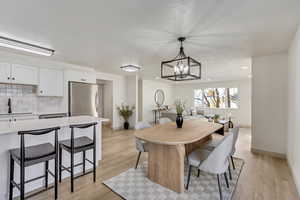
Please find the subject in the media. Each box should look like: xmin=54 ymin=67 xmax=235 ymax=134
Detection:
xmin=0 ymin=0 xmax=299 ymax=81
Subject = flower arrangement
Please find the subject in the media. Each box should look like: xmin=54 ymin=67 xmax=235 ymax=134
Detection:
xmin=174 ymin=99 xmax=186 ymax=115
xmin=117 ymin=104 xmax=135 ymax=122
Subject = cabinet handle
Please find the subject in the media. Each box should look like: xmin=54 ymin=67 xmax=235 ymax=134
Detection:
xmin=9 ymin=119 xmax=12 ymax=122
xmin=7 ymin=77 xmax=10 ymax=80
xmin=14 ymin=118 xmax=16 ymax=122
xmin=40 ymin=90 xmax=43 ymax=94
xmin=12 ymin=77 xmax=15 ymax=80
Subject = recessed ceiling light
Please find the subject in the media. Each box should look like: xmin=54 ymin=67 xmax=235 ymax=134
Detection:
xmin=241 ymin=66 xmax=249 ymax=70
xmin=0 ymin=36 xmax=54 ymax=56
xmin=120 ymin=65 xmax=141 ymax=72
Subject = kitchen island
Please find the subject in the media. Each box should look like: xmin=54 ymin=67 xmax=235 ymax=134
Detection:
xmin=0 ymin=115 xmax=107 ymax=200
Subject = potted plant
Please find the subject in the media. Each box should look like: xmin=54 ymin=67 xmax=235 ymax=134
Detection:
xmin=174 ymin=99 xmax=186 ymax=128
xmin=117 ymin=104 xmax=135 ymax=130
xmin=213 ymin=114 xmax=220 ymax=123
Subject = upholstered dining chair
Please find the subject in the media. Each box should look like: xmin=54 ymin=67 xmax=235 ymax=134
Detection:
xmin=134 ymin=121 xmax=151 ymax=169
xmin=186 ymin=133 xmax=234 ymax=200
xmin=202 ymin=127 xmax=240 ymax=171
xmin=158 ymin=117 xmax=172 ymax=125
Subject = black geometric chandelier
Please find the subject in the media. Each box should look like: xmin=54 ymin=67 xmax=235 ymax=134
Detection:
xmin=161 ymin=37 xmax=201 ymax=81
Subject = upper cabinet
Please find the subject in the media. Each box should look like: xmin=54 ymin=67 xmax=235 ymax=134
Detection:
xmin=38 ymin=68 xmax=64 ymax=97
xmin=11 ymin=64 xmax=38 ymax=85
xmin=0 ymin=63 xmax=11 ymax=83
xmin=0 ymin=63 xmax=38 ymax=85
xmin=66 ymin=70 xmax=96 ymax=84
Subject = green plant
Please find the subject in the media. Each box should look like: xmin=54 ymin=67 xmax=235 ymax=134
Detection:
xmin=117 ymin=104 xmax=135 ymax=122
xmin=174 ymin=99 xmax=186 ymax=115
xmin=213 ymin=114 xmax=220 ymax=122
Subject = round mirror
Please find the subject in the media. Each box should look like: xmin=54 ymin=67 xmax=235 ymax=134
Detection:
xmin=154 ymin=89 xmax=165 ymax=107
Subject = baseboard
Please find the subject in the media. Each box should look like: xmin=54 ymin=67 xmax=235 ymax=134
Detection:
xmin=287 ymin=161 xmax=300 ymax=196
xmin=251 ymin=148 xmax=286 ymax=159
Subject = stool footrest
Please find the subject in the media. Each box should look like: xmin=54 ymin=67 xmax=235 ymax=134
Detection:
xmin=85 ymin=158 xmax=93 ymax=165
xmin=61 ymin=162 xmax=84 ymax=173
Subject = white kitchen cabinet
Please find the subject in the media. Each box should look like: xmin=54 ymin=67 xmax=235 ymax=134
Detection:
xmin=0 ymin=63 xmax=12 ymax=83
xmin=11 ymin=64 xmax=38 ymax=85
xmin=38 ymin=68 xmax=64 ymax=96
xmin=12 ymin=115 xmax=38 ymax=121
xmin=66 ymin=70 xmax=96 ymax=84
xmin=0 ymin=115 xmax=38 ymax=122
xmin=0 ymin=116 xmax=13 ymax=122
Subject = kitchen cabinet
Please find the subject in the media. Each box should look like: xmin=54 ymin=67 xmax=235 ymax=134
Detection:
xmin=0 ymin=63 xmax=11 ymax=83
xmin=66 ymin=70 xmax=96 ymax=84
xmin=0 ymin=63 xmax=38 ymax=85
xmin=0 ymin=115 xmax=38 ymax=122
xmin=38 ymin=68 xmax=64 ymax=96
xmin=11 ymin=64 xmax=38 ymax=85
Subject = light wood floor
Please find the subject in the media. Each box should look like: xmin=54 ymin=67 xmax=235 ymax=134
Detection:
xmin=29 ymin=126 xmax=299 ymax=200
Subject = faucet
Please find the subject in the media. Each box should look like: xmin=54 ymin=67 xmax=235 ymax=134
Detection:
xmin=8 ymin=98 xmax=12 ymax=114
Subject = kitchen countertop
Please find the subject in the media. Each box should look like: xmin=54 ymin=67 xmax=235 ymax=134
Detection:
xmin=0 ymin=115 xmax=109 ymax=135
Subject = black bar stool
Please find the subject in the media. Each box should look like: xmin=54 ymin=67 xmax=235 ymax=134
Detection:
xmin=59 ymin=122 xmax=97 ymax=192
xmin=9 ymin=127 xmax=60 ymax=200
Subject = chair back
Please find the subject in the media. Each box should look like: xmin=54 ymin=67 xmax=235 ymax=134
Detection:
xmin=229 ymin=127 xmax=239 ymax=155
xmin=18 ymin=127 xmax=60 ymax=135
xmin=69 ymin=122 xmax=98 ymax=149
xmin=159 ymin=118 xmax=172 ymax=125
xmin=199 ymin=133 xmax=234 ymax=174
xmin=135 ymin=121 xmax=151 ymax=130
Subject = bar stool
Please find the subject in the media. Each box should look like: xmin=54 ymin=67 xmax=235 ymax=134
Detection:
xmin=59 ymin=122 xmax=97 ymax=192
xmin=9 ymin=127 xmax=60 ymax=200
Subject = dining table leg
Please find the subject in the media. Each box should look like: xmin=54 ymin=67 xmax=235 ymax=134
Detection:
xmin=147 ymin=143 xmax=185 ymax=193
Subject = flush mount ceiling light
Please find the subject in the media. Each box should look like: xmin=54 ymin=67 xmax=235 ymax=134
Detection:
xmin=161 ymin=37 xmax=201 ymax=81
xmin=120 ymin=64 xmax=141 ymax=72
xmin=0 ymin=36 xmax=54 ymax=56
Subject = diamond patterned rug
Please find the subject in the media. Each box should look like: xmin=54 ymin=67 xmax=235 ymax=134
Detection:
xmin=103 ymin=157 xmax=244 ymax=200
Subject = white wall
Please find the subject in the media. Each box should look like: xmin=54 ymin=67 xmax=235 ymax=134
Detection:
xmin=172 ymin=80 xmax=252 ymax=127
xmin=141 ymin=80 xmax=173 ymax=123
xmin=251 ymin=53 xmax=288 ymax=155
xmin=96 ymin=72 xmax=127 ymax=130
xmin=287 ymin=26 xmax=300 ymax=194
xmin=126 ymin=75 xmax=138 ymax=128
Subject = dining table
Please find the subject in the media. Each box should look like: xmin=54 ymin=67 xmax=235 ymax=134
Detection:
xmin=134 ymin=119 xmax=222 ymax=193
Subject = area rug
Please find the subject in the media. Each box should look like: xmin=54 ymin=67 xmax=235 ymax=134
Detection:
xmin=103 ymin=157 xmax=244 ymax=200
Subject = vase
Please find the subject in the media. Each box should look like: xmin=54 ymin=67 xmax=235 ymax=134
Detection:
xmin=124 ymin=121 xmax=129 ymax=130
xmin=176 ymin=114 xmax=183 ymax=128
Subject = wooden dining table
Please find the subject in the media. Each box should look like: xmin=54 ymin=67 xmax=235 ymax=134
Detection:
xmin=134 ymin=119 xmax=222 ymax=193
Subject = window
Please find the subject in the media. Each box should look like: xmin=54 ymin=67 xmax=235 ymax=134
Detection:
xmin=194 ymin=88 xmax=239 ymax=109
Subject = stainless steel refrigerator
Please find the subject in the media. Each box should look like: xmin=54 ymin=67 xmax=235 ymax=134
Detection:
xmin=68 ymin=81 xmax=99 ymax=117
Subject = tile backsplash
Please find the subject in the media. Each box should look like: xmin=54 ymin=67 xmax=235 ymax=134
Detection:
xmin=0 ymin=84 xmax=63 ymax=114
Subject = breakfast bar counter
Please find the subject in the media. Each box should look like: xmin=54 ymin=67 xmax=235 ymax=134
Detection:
xmin=0 ymin=116 xmax=108 ymax=200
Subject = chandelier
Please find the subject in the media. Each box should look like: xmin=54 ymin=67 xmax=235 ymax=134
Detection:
xmin=161 ymin=37 xmax=201 ymax=81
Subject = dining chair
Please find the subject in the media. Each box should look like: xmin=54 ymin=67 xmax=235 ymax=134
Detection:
xmin=202 ymin=127 xmax=240 ymax=170
xmin=186 ymin=133 xmax=234 ymax=200
xmin=134 ymin=121 xmax=151 ymax=169
xmin=158 ymin=117 xmax=172 ymax=124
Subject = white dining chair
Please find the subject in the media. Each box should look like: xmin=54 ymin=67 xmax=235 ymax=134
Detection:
xmin=186 ymin=133 xmax=234 ymax=200
xmin=134 ymin=121 xmax=151 ymax=169
xmin=202 ymin=127 xmax=239 ymax=171
xmin=158 ymin=117 xmax=172 ymax=124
